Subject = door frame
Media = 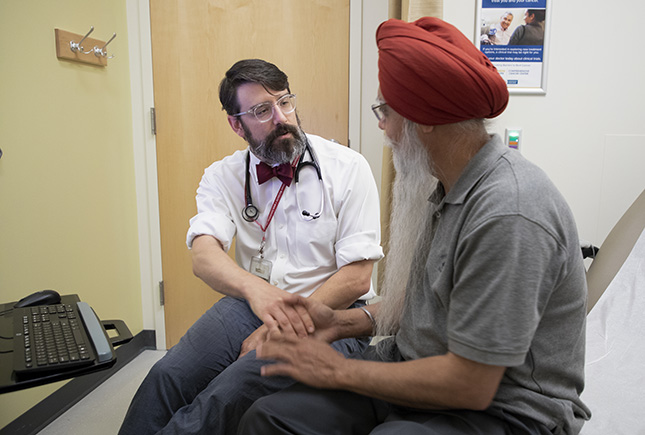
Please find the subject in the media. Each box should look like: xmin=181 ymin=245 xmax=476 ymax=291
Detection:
xmin=125 ymin=0 xmax=387 ymax=350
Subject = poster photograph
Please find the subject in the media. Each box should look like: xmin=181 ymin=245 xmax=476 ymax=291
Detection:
xmin=476 ymin=0 xmax=551 ymax=94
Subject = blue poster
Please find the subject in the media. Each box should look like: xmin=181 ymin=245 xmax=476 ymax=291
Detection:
xmin=477 ymin=0 xmax=548 ymax=91
xmin=482 ymin=0 xmax=546 ymax=8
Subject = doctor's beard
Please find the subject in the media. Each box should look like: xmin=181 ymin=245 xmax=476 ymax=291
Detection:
xmin=243 ymin=118 xmax=307 ymax=166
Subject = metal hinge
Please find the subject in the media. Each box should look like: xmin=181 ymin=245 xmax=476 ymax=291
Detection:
xmin=159 ymin=280 xmax=165 ymax=306
xmin=150 ymin=107 xmax=157 ymax=135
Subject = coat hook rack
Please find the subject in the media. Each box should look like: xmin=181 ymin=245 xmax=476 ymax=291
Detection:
xmin=54 ymin=27 xmax=116 ymax=66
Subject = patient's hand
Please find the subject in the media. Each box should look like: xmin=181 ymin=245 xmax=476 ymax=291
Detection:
xmin=257 ymin=335 xmax=348 ymax=390
xmin=305 ymin=299 xmax=339 ymax=343
xmin=238 ymin=325 xmax=268 ymax=359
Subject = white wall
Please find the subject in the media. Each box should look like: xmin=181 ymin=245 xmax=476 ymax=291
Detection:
xmin=443 ymin=0 xmax=645 ymax=247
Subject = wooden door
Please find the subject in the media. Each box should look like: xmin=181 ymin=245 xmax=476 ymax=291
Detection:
xmin=150 ymin=0 xmax=350 ymax=348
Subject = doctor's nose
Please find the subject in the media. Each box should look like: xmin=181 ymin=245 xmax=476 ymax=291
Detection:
xmin=272 ymin=105 xmax=289 ymax=124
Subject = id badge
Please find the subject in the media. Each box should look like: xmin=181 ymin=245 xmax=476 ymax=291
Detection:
xmin=249 ymin=255 xmax=272 ymax=282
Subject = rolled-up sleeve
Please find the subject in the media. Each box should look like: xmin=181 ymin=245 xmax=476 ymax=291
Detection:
xmin=333 ymin=153 xmax=384 ymax=268
xmin=186 ymin=162 xmax=237 ymax=251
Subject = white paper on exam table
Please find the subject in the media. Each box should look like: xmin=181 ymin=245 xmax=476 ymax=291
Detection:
xmin=580 ymin=228 xmax=645 ymax=435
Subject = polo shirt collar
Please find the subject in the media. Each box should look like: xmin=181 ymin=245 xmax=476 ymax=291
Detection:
xmin=434 ymin=134 xmax=508 ymax=206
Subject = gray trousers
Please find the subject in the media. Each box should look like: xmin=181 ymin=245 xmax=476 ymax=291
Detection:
xmin=238 ymin=344 xmax=553 ymax=435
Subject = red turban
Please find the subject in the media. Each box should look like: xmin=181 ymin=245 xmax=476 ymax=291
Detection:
xmin=377 ymin=17 xmax=508 ymax=125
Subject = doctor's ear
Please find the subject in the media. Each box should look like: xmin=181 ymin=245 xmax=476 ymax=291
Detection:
xmin=227 ymin=115 xmax=246 ymax=139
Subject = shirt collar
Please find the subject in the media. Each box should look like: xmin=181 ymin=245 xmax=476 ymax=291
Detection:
xmin=436 ymin=134 xmax=508 ymax=206
xmin=248 ymin=149 xmax=262 ymax=184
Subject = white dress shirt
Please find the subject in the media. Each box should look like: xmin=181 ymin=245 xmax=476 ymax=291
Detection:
xmin=187 ymin=134 xmax=383 ymax=299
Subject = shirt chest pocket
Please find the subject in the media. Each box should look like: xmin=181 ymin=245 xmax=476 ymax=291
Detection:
xmin=293 ymin=219 xmax=337 ymax=267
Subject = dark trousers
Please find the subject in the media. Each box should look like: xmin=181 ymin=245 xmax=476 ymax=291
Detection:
xmin=118 ymin=297 xmax=368 ymax=435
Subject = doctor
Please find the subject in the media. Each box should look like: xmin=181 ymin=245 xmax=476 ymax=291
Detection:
xmin=119 ymin=58 xmax=383 ymax=434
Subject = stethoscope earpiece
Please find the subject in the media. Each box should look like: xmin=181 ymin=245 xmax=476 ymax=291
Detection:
xmin=302 ymin=210 xmax=321 ymax=220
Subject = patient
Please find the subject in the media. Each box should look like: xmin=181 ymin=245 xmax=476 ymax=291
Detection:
xmin=240 ymin=17 xmax=591 ymax=435
xmin=119 ymin=59 xmax=383 ymax=434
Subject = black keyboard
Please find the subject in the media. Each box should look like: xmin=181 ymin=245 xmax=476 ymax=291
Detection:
xmin=13 ymin=302 xmax=113 ymax=377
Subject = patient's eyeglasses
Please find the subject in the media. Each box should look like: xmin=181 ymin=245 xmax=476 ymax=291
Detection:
xmin=371 ymin=101 xmax=388 ymax=122
xmin=234 ymin=94 xmax=297 ymax=123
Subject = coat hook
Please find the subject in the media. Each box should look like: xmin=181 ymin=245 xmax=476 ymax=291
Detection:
xmin=70 ymin=26 xmax=94 ymax=53
xmin=93 ymin=33 xmax=117 ymax=59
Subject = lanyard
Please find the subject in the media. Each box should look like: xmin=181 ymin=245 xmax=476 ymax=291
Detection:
xmin=254 ymin=155 xmax=300 ymax=256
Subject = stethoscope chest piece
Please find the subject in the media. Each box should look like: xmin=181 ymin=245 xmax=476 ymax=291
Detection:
xmin=242 ymin=204 xmax=259 ymax=222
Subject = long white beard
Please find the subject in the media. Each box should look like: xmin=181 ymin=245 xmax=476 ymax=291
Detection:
xmin=376 ymin=121 xmax=437 ymax=337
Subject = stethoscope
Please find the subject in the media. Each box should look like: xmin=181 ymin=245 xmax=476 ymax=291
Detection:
xmin=242 ymin=141 xmax=324 ymax=222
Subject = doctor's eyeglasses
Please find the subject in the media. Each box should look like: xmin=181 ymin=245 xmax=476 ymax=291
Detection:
xmin=234 ymin=94 xmax=297 ymax=123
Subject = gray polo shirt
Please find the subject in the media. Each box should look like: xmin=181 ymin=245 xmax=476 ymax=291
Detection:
xmin=396 ymin=135 xmax=591 ymax=434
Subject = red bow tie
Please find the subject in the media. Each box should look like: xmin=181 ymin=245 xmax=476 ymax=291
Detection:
xmin=256 ymin=161 xmax=294 ymax=186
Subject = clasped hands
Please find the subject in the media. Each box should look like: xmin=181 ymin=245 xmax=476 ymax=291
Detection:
xmin=252 ymin=292 xmax=350 ymax=389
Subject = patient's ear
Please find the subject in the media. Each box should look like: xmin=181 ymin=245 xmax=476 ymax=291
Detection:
xmin=418 ymin=124 xmax=434 ymax=135
xmin=227 ymin=115 xmax=245 ymax=139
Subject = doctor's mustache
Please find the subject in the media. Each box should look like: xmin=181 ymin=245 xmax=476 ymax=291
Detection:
xmin=267 ymin=123 xmax=305 ymax=145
